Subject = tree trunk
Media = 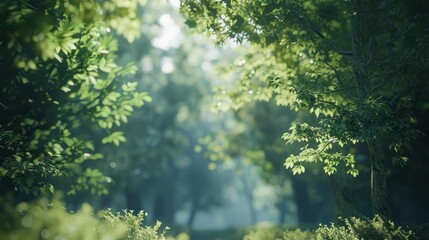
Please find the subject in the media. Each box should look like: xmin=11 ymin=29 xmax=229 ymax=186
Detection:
xmin=248 ymin=193 xmax=257 ymax=225
xmin=329 ymin=165 xmax=357 ymax=217
xmin=277 ymin=197 xmax=287 ymax=224
xmin=350 ymin=0 xmax=370 ymax=98
xmin=187 ymin=200 xmax=198 ymax=227
xmin=153 ymin=194 xmax=166 ymax=222
xmin=368 ymin=139 xmax=389 ymax=217
xmin=125 ymin=187 xmax=142 ymax=211
xmin=291 ymin=177 xmax=316 ymax=224
xmin=240 ymin=175 xmax=257 ymax=225
xmin=153 ymin=193 xmax=176 ymax=225
xmin=350 ymin=0 xmax=389 ymax=218
xmin=99 ymin=193 xmax=114 ymax=209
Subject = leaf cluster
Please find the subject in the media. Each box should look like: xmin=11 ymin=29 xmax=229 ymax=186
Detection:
xmin=181 ymin=0 xmax=429 ymax=176
xmin=0 ymin=0 xmax=149 ymax=194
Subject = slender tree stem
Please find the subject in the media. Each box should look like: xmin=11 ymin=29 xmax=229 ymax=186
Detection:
xmin=350 ymin=0 xmax=389 ymax=218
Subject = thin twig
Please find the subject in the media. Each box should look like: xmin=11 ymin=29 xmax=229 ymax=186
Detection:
xmin=0 ymin=102 xmax=7 ymax=109
xmin=323 ymin=61 xmax=355 ymax=99
xmin=369 ymin=63 xmax=408 ymax=93
xmin=389 ymin=93 xmax=402 ymax=106
xmin=323 ymin=86 xmax=358 ymax=94
xmin=290 ymin=11 xmax=353 ymax=56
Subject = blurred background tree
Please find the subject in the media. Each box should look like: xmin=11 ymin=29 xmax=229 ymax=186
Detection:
xmin=56 ymin=0 xmax=238 ymax=228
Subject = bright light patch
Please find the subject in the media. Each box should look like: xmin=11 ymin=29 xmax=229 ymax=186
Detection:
xmin=238 ymin=59 xmax=246 ymax=66
xmin=169 ymin=0 xmax=180 ymax=9
xmin=201 ymin=61 xmax=211 ymax=71
xmin=151 ymin=14 xmax=181 ymax=50
xmin=105 ymin=176 xmax=112 ymax=183
xmin=141 ymin=56 xmax=153 ymax=73
xmin=161 ymin=57 xmax=174 ymax=73
xmin=110 ymin=162 xmax=117 ymax=168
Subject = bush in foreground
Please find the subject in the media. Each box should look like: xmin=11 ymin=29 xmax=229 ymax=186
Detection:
xmin=245 ymin=215 xmax=420 ymax=240
xmin=0 ymin=197 xmax=169 ymax=240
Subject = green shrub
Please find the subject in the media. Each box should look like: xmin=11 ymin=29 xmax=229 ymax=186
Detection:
xmin=243 ymin=227 xmax=280 ymax=240
xmin=243 ymin=216 xmax=418 ymax=240
xmin=316 ymin=215 xmax=415 ymax=240
xmin=0 ymin=197 xmax=169 ymax=240
xmin=104 ymin=209 xmax=169 ymax=240
xmin=282 ymin=229 xmax=316 ymax=240
xmin=243 ymin=227 xmax=315 ymax=240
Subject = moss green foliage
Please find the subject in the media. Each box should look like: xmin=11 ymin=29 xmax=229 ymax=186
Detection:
xmin=0 ymin=0 xmax=150 ymax=195
xmin=181 ymin=0 xmax=429 ymax=177
xmin=243 ymin=216 xmax=419 ymax=240
xmin=0 ymin=197 xmax=168 ymax=240
xmin=181 ymin=0 xmax=429 ymax=217
xmin=244 ymin=227 xmax=316 ymax=240
xmin=282 ymin=229 xmax=316 ymax=240
xmin=244 ymin=227 xmax=284 ymax=240
xmin=315 ymin=216 xmax=415 ymax=240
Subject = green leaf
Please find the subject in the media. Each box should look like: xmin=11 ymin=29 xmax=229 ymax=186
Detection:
xmin=292 ymin=165 xmax=305 ymax=175
xmin=102 ymin=131 xmax=126 ymax=146
xmin=284 ymin=158 xmax=294 ymax=169
xmin=122 ymin=82 xmax=138 ymax=91
xmin=100 ymin=66 xmax=111 ymax=72
xmin=48 ymin=184 xmax=55 ymax=194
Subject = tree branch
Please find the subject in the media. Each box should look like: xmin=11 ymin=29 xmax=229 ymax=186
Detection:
xmin=366 ymin=27 xmax=389 ymax=66
xmin=308 ymin=23 xmax=353 ymax=56
xmin=0 ymin=102 xmax=7 ymax=109
xmin=322 ymin=86 xmax=358 ymax=94
xmin=369 ymin=63 xmax=408 ymax=93
xmin=323 ymin=61 xmax=355 ymax=99
xmin=290 ymin=12 xmax=353 ymax=56
xmin=389 ymin=93 xmax=402 ymax=107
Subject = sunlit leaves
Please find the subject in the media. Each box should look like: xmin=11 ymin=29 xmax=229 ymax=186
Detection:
xmin=292 ymin=165 xmax=305 ymax=175
xmin=122 ymin=82 xmax=137 ymax=91
xmin=196 ymin=135 xmax=232 ymax=163
xmin=102 ymin=131 xmax=127 ymax=146
xmin=102 ymin=0 xmax=143 ymax=43
xmin=284 ymin=144 xmax=358 ymax=177
xmin=0 ymin=196 xmax=168 ymax=239
xmin=0 ymin=0 xmax=148 ymax=195
xmin=392 ymin=156 xmax=409 ymax=167
xmin=181 ymin=0 xmax=427 ymax=181
xmin=68 ymin=168 xmax=110 ymax=195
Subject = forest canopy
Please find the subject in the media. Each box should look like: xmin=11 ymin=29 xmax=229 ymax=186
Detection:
xmin=1 ymin=0 xmax=429 ymax=239
xmin=180 ymin=0 xmax=429 ymax=217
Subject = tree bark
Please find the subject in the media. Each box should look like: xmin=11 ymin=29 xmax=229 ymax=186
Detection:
xmin=350 ymin=0 xmax=370 ymax=98
xmin=329 ymin=165 xmax=357 ymax=217
xmin=368 ymin=139 xmax=389 ymax=217
xmin=350 ymin=0 xmax=389 ymax=218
